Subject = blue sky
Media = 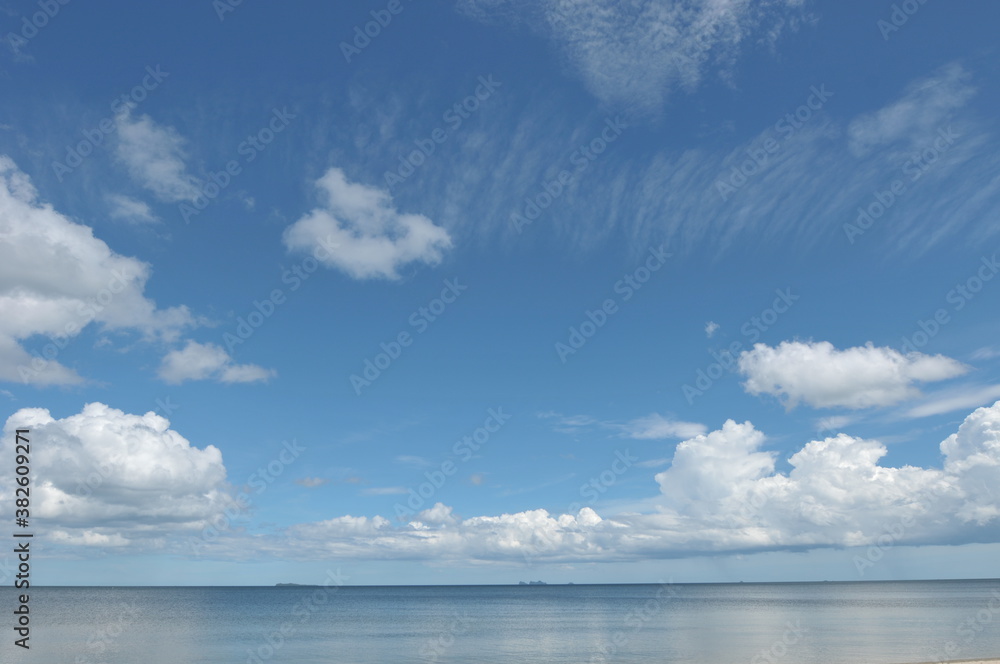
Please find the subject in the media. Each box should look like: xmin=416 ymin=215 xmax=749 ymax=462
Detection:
xmin=1 ymin=0 xmax=1000 ymax=586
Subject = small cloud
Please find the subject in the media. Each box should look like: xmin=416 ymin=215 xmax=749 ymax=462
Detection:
xmin=814 ymin=415 xmax=857 ymax=433
xmin=635 ymin=458 xmax=670 ymax=469
xmin=158 ymin=341 xmax=276 ymax=385
xmin=283 ymin=167 xmax=451 ymax=280
xmin=294 ymin=477 xmax=330 ymax=488
xmin=623 ymin=414 xmax=707 ymax=440
xmin=115 ymin=108 xmax=201 ymax=203
xmin=395 ymin=455 xmax=431 ymax=468
xmin=361 ymin=486 xmax=409 ymax=496
xmin=705 ymin=321 xmax=720 ymax=338
xmin=905 ymin=384 xmax=1000 ymax=419
xmin=971 ymin=347 xmax=1000 ymax=361
xmin=106 ymin=194 xmax=159 ymax=224
xmin=469 ymin=473 xmax=485 ymax=485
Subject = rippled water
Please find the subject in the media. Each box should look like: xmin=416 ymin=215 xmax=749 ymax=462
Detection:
xmin=3 ymin=580 xmax=999 ymax=663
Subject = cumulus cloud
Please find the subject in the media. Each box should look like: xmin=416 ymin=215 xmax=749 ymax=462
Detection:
xmin=115 ymin=108 xmax=201 ymax=203
xmin=847 ymin=63 xmax=975 ymax=156
xmin=0 ymin=157 xmax=194 ymax=385
xmin=738 ymin=341 xmax=968 ymax=409
xmin=254 ymin=401 xmax=1000 ymax=563
xmin=1 ymin=403 xmax=230 ymax=548
xmin=456 ymin=0 xmax=808 ymax=116
xmin=14 ymin=402 xmax=1000 ymax=562
xmin=158 ymin=340 xmax=275 ymax=385
xmin=283 ymin=168 xmax=451 ymax=280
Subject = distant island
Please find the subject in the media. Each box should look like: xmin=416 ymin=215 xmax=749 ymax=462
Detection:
xmin=518 ymin=580 xmax=548 ymax=585
xmin=275 ymin=583 xmax=318 ymax=587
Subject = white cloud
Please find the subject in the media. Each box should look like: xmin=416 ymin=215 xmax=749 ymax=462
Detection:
xmin=705 ymin=321 xmax=719 ymax=338
xmin=115 ymin=108 xmax=201 ymax=203
xmin=457 ymin=0 xmax=807 ymax=116
xmin=158 ymin=340 xmax=275 ymax=385
xmin=283 ymin=168 xmax=451 ymax=280
xmin=738 ymin=341 xmax=968 ymax=409
xmin=905 ymin=384 xmax=1000 ymax=419
xmin=0 ymin=156 xmax=194 ymax=385
xmin=1 ymin=403 xmax=230 ymax=548
xmin=623 ymin=413 xmax=707 ymax=440
xmin=847 ymin=63 xmax=975 ymax=156
xmin=17 ymin=402 xmax=1000 ymax=562
xmin=106 ymin=194 xmax=159 ymax=224
xmin=294 ymin=477 xmax=330 ymax=488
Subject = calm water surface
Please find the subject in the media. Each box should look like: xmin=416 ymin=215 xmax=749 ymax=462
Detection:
xmin=3 ymin=580 xmax=1000 ymax=663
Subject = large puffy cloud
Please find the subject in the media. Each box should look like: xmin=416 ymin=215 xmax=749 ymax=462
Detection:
xmin=283 ymin=168 xmax=452 ymax=280
xmin=158 ymin=340 xmax=276 ymax=384
xmin=738 ymin=341 xmax=968 ymax=409
xmin=1 ymin=403 xmax=230 ymax=548
xmin=0 ymin=157 xmax=194 ymax=385
xmin=457 ymin=0 xmax=808 ymax=116
xmin=18 ymin=401 xmax=1000 ymax=563
xmin=192 ymin=401 xmax=1000 ymax=564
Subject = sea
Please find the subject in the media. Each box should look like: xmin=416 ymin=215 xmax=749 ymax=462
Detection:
xmin=2 ymin=580 xmax=999 ymax=663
